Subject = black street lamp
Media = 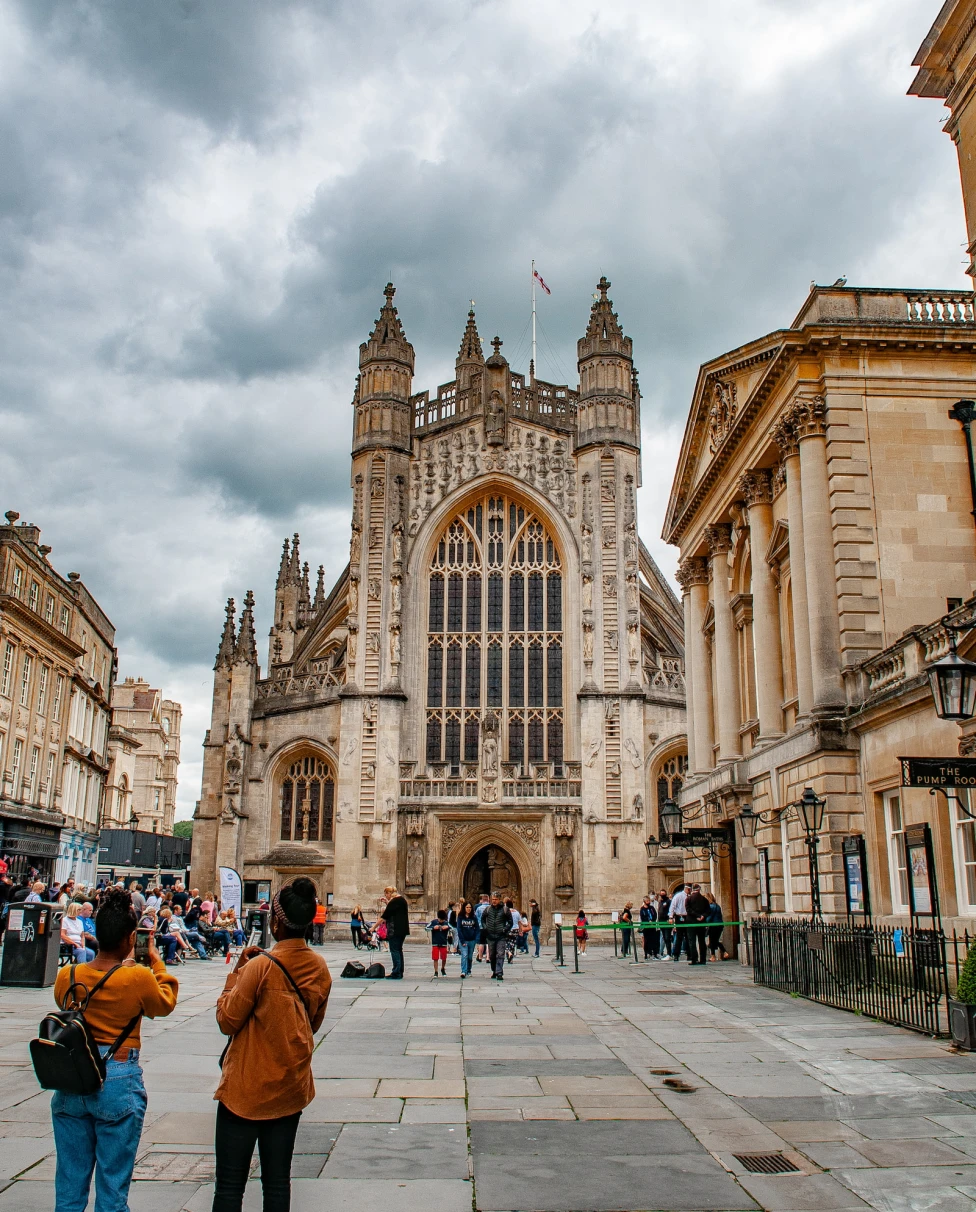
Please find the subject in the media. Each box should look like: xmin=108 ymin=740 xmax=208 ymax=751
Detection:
xmin=127 ymin=814 xmax=139 ymax=833
xmin=659 ymin=797 xmax=682 ymax=840
xmin=736 ymin=787 xmax=826 ymax=920
xmin=644 ymin=835 xmax=661 ymax=860
xmin=927 ymin=618 xmax=976 ymax=721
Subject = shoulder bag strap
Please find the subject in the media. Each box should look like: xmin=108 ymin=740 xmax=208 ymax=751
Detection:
xmin=61 ymin=962 xmax=122 ymax=1011
xmin=263 ymin=953 xmax=312 ymax=1022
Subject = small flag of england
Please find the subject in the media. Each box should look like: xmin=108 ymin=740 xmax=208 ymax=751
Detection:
xmin=533 ymin=269 xmax=551 ymax=295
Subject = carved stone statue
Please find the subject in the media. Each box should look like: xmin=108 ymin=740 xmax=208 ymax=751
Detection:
xmin=406 ymin=838 xmax=425 ymax=888
xmin=486 ymin=392 xmax=505 ymax=445
xmin=483 ymin=735 xmax=498 ymax=779
xmin=556 ymin=837 xmax=574 ymax=890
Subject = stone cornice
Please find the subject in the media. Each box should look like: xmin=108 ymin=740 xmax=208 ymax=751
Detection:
xmin=663 ymin=315 xmax=976 ymax=547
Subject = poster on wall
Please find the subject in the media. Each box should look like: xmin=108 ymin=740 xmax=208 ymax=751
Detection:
xmin=904 ymin=824 xmax=935 ymax=917
xmin=218 ymin=866 xmax=243 ymax=918
xmin=842 ymin=835 xmax=870 ymax=916
xmin=758 ymin=849 xmax=770 ymax=913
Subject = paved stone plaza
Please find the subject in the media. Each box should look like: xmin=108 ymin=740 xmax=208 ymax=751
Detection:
xmin=5 ymin=945 xmax=976 ymax=1210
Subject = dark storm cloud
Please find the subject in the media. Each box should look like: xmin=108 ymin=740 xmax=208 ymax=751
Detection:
xmin=0 ymin=0 xmax=965 ymax=814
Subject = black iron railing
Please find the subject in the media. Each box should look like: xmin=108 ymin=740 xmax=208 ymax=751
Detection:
xmin=752 ymin=917 xmax=952 ymax=1036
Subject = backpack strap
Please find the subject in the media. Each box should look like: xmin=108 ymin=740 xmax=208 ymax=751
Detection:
xmin=102 ymin=1013 xmax=143 ymax=1058
xmin=263 ymin=953 xmax=312 ymax=1022
xmin=60 ymin=963 xmax=142 ymax=1054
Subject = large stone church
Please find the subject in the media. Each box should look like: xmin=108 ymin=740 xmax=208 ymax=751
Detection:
xmin=192 ymin=280 xmax=687 ymax=925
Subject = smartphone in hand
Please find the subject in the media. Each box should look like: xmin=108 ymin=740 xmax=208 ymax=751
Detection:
xmin=134 ymin=927 xmax=153 ymax=966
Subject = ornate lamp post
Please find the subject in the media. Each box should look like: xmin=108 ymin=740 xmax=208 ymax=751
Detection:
xmin=927 ymin=617 xmax=976 ymax=721
xmin=737 ymin=786 xmax=826 ymax=920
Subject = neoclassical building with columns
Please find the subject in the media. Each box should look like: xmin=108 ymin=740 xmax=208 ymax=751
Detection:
xmin=664 ymin=283 xmax=976 ymax=930
xmin=191 ymin=281 xmax=687 ymax=922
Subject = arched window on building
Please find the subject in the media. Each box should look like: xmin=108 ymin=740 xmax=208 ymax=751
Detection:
xmin=277 ymin=754 xmax=336 ymax=843
xmin=426 ymin=494 xmax=563 ymax=776
xmin=656 ymin=753 xmax=688 ymax=810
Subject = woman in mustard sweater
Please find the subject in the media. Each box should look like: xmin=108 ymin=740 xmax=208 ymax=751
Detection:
xmin=51 ymin=888 xmax=178 ymax=1212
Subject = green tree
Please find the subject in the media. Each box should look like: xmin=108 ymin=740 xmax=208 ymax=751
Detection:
xmin=172 ymin=820 xmax=194 ymax=840
xmin=958 ymin=944 xmax=976 ymax=1005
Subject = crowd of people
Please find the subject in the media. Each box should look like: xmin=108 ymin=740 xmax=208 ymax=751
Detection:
xmin=31 ymin=876 xmax=331 ymax=1212
xmin=358 ymin=888 xmax=543 ymax=980
xmin=595 ymin=884 xmax=731 ymax=964
xmin=356 ymin=883 xmax=731 ymax=979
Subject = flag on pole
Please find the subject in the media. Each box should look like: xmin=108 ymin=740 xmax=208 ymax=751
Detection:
xmin=533 ymin=268 xmax=551 ymax=295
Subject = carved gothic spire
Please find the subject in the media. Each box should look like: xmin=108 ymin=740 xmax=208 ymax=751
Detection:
xmin=301 ymin=561 xmax=311 ymax=607
xmin=313 ymin=565 xmax=326 ymax=610
xmin=234 ymin=590 xmax=258 ymax=665
xmin=275 ymin=537 xmax=290 ymax=590
xmin=215 ymin=598 xmax=236 ymax=670
xmin=583 ymin=276 xmax=625 ymax=343
xmin=288 ymin=533 xmax=301 ymax=584
xmin=456 ymin=306 xmax=484 ymax=367
xmin=359 ymin=282 xmax=415 ymax=374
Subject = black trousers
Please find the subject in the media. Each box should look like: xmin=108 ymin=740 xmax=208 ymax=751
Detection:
xmin=388 ymin=934 xmax=405 ymax=977
xmin=688 ymin=926 xmax=709 ymax=964
xmin=213 ymin=1101 xmax=302 ymax=1212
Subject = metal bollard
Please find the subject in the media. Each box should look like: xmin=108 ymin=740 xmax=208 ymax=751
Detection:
xmin=613 ymin=925 xmax=618 ymax=957
xmin=555 ymin=925 xmax=565 ymax=966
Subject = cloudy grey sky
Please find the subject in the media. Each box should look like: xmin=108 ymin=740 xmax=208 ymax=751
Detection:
xmin=0 ymin=0 xmax=966 ymax=818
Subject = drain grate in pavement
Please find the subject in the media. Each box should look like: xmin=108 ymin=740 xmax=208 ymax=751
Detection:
xmin=733 ymin=1153 xmax=800 ymax=1175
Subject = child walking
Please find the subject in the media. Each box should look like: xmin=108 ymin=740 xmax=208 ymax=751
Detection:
xmin=425 ymin=908 xmax=450 ymax=977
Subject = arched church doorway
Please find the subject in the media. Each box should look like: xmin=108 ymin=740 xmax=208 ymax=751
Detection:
xmin=463 ymin=844 xmax=521 ymax=906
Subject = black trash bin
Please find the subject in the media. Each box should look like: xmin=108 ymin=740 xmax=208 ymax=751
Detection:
xmin=0 ymin=902 xmax=64 ymax=987
xmin=245 ymin=908 xmax=269 ymax=949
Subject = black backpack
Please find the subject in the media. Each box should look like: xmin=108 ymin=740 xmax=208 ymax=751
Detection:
xmin=30 ymin=966 xmax=142 ymax=1095
xmin=341 ymin=960 xmax=366 ymax=978
xmin=364 ymin=962 xmax=386 ymax=979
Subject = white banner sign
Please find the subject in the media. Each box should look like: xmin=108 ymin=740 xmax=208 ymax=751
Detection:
xmin=218 ymin=866 xmax=243 ymax=918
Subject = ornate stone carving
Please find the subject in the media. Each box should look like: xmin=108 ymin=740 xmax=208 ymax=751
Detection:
xmin=705 ymin=523 xmax=733 ymax=557
xmin=442 ymin=820 xmax=475 ymax=855
xmin=624 ymin=736 xmax=642 ymax=769
xmin=772 ymin=461 xmax=787 ymax=495
xmin=632 ymin=793 xmax=643 ymax=819
xmin=512 ymin=822 xmax=541 ymax=856
xmin=404 ymin=808 xmax=425 ymax=835
xmin=603 ymin=574 xmax=617 ymax=598
xmin=584 ymin=737 xmax=602 ymax=766
xmin=737 ymin=468 xmax=773 ymax=507
xmin=789 ymin=394 xmax=827 ymax=440
xmin=675 ymin=556 xmax=709 ymax=590
xmin=772 ymin=415 xmax=799 ymax=459
xmin=405 ymin=838 xmax=425 ymax=889
xmin=554 ymin=812 xmax=575 ymax=837
xmin=708 ymin=379 xmax=738 ymax=452
xmin=555 ymin=836 xmax=574 ymax=891
xmin=363 ymin=699 xmax=377 ymax=723
xmin=605 ymin=629 xmax=618 ymax=652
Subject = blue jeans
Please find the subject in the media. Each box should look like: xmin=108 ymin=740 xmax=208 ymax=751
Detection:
xmin=72 ymin=945 xmax=95 ymax=964
xmin=185 ymin=931 xmax=208 ymax=959
xmin=459 ymin=941 xmax=476 ymax=975
xmin=158 ymin=935 xmax=179 ymax=963
xmin=532 ymin=925 xmax=540 ymax=955
xmin=52 ymin=1049 xmax=147 ymax=1212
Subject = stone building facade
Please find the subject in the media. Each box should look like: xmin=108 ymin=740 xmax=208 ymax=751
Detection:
xmin=911 ymin=0 xmax=976 ymax=280
xmin=663 ymin=284 xmax=976 ymax=931
xmin=192 ymin=281 xmax=687 ymax=922
xmin=0 ymin=511 xmax=116 ymax=885
xmin=104 ymin=678 xmax=182 ymax=834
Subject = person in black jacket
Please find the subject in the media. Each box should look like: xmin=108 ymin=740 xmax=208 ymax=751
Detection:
xmin=481 ymin=893 xmax=512 ymax=980
xmin=684 ymin=885 xmax=711 ymax=966
xmin=639 ymin=895 xmax=656 ymax=959
xmin=381 ymin=886 xmax=410 ymax=979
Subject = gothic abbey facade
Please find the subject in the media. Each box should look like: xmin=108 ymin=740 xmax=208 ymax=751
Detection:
xmin=191 ymin=280 xmax=687 ymax=924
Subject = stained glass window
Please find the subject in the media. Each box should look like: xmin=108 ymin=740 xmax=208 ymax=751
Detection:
xmin=426 ymin=492 xmax=563 ymax=774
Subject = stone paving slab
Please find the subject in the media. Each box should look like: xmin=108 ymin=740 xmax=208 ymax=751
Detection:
xmin=10 ymin=941 xmax=976 ymax=1209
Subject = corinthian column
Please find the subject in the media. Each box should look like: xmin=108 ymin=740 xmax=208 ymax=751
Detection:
xmin=792 ymin=395 xmax=844 ymax=712
xmin=705 ymin=524 xmax=741 ymax=762
xmin=773 ymin=416 xmax=813 ymax=718
xmin=677 ymin=556 xmax=711 ymax=773
xmin=738 ymin=469 xmax=784 ymax=739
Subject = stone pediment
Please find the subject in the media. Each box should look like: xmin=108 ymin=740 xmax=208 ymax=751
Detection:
xmin=255 ymin=843 xmax=329 ymax=870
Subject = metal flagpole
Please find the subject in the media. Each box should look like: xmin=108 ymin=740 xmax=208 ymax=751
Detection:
xmin=531 ymin=259 xmax=537 ymax=380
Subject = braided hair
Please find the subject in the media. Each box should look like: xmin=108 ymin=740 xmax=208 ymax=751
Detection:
xmin=94 ymin=888 xmax=137 ymax=951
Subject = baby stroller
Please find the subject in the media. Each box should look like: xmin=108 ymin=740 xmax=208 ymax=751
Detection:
xmin=358 ymin=922 xmax=382 ymax=952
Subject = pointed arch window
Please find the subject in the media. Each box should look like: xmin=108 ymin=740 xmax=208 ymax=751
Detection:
xmin=425 ymin=493 xmax=563 ymax=777
xmin=277 ymin=754 xmax=335 ymax=843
